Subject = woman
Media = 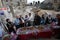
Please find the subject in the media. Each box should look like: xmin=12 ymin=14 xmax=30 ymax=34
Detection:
xmin=6 ymin=19 xmax=16 ymax=33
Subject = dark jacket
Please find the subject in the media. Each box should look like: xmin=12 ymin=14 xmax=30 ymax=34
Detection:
xmin=34 ymin=14 xmax=41 ymax=25
xmin=6 ymin=22 xmax=15 ymax=33
xmin=45 ymin=17 xmax=52 ymax=24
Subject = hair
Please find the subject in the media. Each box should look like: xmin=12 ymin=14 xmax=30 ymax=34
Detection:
xmin=29 ymin=13 xmax=31 ymax=14
xmin=29 ymin=13 xmax=31 ymax=16
xmin=2 ymin=34 xmax=11 ymax=40
xmin=6 ymin=19 xmax=9 ymax=22
xmin=42 ymin=14 xmax=45 ymax=19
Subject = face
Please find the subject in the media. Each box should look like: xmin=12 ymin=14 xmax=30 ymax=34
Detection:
xmin=8 ymin=19 xmax=10 ymax=22
xmin=42 ymin=14 xmax=44 ymax=17
xmin=20 ymin=15 xmax=22 ymax=18
xmin=29 ymin=13 xmax=31 ymax=16
xmin=6 ymin=19 xmax=10 ymax=22
xmin=25 ymin=15 xmax=28 ymax=18
xmin=16 ymin=16 xmax=19 ymax=18
xmin=49 ymin=15 xmax=51 ymax=17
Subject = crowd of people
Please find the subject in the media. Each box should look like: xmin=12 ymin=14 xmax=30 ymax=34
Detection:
xmin=6 ymin=13 xmax=58 ymax=33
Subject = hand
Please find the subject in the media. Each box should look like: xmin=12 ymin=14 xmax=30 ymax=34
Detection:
xmin=14 ymin=26 xmax=16 ymax=31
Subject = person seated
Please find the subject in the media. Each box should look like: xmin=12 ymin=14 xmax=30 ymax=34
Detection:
xmin=6 ymin=19 xmax=16 ymax=34
xmin=14 ymin=16 xmax=20 ymax=29
xmin=28 ymin=13 xmax=34 ymax=26
xmin=45 ymin=15 xmax=53 ymax=24
xmin=24 ymin=15 xmax=29 ymax=26
xmin=19 ymin=15 xmax=25 ymax=27
xmin=56 ymin=14 xmax=60 ymax=26
xmin=41 ymin=14 xmax=45 ymax=25
xmin=34 ymin=13 xmax=41 ymax=26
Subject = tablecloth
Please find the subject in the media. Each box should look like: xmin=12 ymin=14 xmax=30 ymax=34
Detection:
xmin=17 ymin=27 xmax=52 ymax=40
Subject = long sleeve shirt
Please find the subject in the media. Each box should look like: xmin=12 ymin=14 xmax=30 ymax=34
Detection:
xmin=28 ymin=14 xmax=35 ymax=21
xmin=14 ymin=18 xmax=20 ymax=25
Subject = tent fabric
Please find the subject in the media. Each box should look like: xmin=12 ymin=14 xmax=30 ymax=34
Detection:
xmin=0 ymin=11 xmax=4 ymax=15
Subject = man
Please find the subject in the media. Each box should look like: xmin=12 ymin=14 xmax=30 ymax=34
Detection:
xmin=6 ymin=19 xmax=16 ymax=33
xmin=14 ymin=16 xmax=20 ymax=29
xmin=45 ymin=15 xmax=53 ymax=24
xmin=41 ymin=14 xmax=45 ymax=25
xmin=19 ymin=15 xmax=25 ymax=27
xmin=34 ymin=13 xmax=41 ymax=26
xmin=28 ymin=13 xmax=34 ymax=26
xmin=56 ymin=14 xmax=60 ymax=26
xmin=24 ymin=15 xmax=29 ymax=26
